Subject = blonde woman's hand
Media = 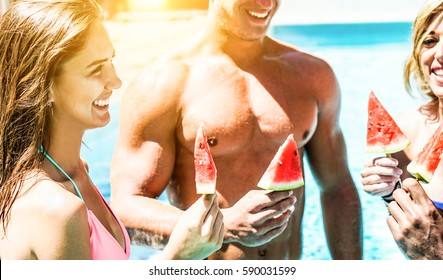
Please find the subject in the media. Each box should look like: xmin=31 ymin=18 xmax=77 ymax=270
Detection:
xmin=360 ymin=156 xmax=403 ymax=198
xmin=159 ymin=194 xmax=224 ymax=260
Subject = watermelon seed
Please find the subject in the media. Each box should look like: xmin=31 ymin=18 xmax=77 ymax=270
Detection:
xmin=199 ymin=143 xmax=204 ymax=149
xmin=278 ymin=160 xmax=283 ymax=165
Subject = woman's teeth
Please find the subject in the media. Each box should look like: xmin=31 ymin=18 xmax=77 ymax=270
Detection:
xmin=434 ymin=69 xmax=443 ymax=76
xmin=93 ymin=98 xmax=109 ymax=107
xmin=248 ymin=10 xmax=269 ymax=19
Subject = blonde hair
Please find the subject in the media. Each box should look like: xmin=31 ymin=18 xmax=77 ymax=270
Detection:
xmin=0 ymin=0 xmax=103 ymax=234
xmin=404 ymin=0 xmax=443 ymax=120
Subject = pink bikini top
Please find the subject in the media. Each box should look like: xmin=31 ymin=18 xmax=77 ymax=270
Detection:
xmin=41 ymin=148 xmax=130 ymax=260
xmin=88 ymin=189 xmax=130 ymax=260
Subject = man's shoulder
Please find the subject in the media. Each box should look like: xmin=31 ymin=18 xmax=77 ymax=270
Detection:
xmin=134 ymin=49 xmax=238 ymax=90
xmin=140 ymin=55 xmax=191 ymax=79
xmin=119 ymin=54 xmax=192 ymax=119
xmin=266 ymin=36 xmax=329 ymax=66
xmin=127 ymin=54 xmax=191 ymax=97
xmin=265 ymin=37 xmax=334 ymax=82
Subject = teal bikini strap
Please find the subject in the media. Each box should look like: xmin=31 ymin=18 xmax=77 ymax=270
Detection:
xmin=40 ymin=146 xmax=85 ymax=202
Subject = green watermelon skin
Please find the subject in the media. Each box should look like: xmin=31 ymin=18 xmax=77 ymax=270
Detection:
xmin=366 ymin=91 xmax=410 ymax=154
xmin=407 ymin=123 xmax=443 ymax=183
xmin=194 ymin=124 xmax=217 ymax=194
xmin=258 ymin=134 xmax=304 ymax=191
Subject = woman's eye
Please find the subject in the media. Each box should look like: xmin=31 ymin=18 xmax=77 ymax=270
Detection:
xmin=91 ymin=64 xmax=104 ymax=75
xmin=423 ymin=37 xmax=438 ymax=47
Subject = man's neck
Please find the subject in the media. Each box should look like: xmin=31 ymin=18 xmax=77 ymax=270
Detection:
xmin=203 ymin=26 xmax=267 ymax=66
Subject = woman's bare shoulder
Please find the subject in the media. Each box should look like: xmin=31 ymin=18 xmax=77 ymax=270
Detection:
xmin=395 ymin=106 xmax=422 ymax=133
xmin=1 ymin=174 xmax=89 ymax=259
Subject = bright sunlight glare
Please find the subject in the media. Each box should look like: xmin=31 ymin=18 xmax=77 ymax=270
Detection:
xmin=131 ymin=0 xmax=166 ymax=10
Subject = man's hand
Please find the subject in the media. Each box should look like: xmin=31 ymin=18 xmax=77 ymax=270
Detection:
xmin=387 ymin=178 xmax=443 ymax=259
xmin=221 ymin=189 xmax=296 ymax=247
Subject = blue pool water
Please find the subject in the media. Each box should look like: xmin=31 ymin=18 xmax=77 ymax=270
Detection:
xmin=81 ymin=22 xmax=424 ymax=260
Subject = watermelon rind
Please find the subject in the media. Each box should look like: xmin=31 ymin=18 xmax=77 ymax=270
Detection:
xmin=258 ymin=177 xmax=304 ymax=191
xmin=407 ymin=162 xmax=433 ymax=183
xmin=365 ymin=138 xmax=410 ymax=154
xmin=196 ymin=182 xmax=216 ymax=194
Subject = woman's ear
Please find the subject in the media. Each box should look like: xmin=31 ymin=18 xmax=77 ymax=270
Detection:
xmin=47 ymin=84 xmax=55 ymax=108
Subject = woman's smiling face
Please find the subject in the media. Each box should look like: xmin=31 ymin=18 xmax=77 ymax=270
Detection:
xmin=420 ymin=15 xmax=443 ymax=98
xmin=51 ymin=19 xmax=122 ymax=130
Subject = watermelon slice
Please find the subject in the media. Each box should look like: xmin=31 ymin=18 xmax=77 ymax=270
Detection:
xmin=366 ymin=91 xmax=410 ymax=154
xmin=407 ymin=123 xmax=443 ymax=183
xmin=194 ymin=124 xmax=217 ymax=194
xmin=257 ymin=134 xmax=304 ymax=191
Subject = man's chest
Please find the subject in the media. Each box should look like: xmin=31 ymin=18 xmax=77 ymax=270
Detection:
xmin=178 ymin=73 xmax=318 ymax=155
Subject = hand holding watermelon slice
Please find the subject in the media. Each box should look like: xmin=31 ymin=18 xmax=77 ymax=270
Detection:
xmin=194 ymin=124 xmax=217 ymax=194
xmin=257 ymin=134 xmax=304 ymax=191
xmin=407 ymin=123 xmax=443 ymax=183
xmin=366 ymin=91 xmax=410 ymax=155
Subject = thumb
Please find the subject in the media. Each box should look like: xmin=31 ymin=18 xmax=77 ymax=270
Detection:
xmin=401 ymin=178 xmax=430 ymax=205
xmin=202 ymin=193 xmax=216 ymax=208
xmin=187 ymin=194 xmax=216 ymax=223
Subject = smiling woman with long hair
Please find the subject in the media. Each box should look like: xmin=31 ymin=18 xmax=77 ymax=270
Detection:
xmin=0 ymin=0 xmax=223 ymax=260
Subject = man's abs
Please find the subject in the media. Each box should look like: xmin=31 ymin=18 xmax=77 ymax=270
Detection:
xmin=208 ymin=216 xmax=302 ymax=260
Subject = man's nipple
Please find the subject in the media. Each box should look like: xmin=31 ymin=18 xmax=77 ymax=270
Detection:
xmin=258 ymin=248 xmax=267 ymax=257
xmin=208 ymin=136 xmax=218 ymax=146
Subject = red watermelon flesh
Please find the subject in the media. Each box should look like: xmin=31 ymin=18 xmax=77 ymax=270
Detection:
xmin=194 ymin=124 xmax=217 ymax=194
xmin=366 ymin=91 xmax=410 ymax=154
xmin=407 ymin=123 xmax=443 ymax=183
xmin=258 ymin=134 xmax=304 ymax=191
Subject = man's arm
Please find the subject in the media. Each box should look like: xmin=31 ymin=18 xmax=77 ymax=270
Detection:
xmin=305 ymin=60 xmax=362 ymax=259
xmin=110 ymin=63 xmax=186 ymax=249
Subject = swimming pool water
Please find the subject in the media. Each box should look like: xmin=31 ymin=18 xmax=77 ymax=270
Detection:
xmin=82 ymin=22 xmax=424 ymax=260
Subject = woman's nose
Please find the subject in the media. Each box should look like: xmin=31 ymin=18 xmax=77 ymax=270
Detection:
xmin=106 ymin=64 xmax=122 ymax=90
xmin=256 ymin=0 xmax=272 ymax=9
xmin=435 ymin=43 xmax=443 ymax=62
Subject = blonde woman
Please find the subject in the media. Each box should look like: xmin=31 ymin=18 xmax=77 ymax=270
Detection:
xmin=361 ymin=0 xmax=443 ymax=259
